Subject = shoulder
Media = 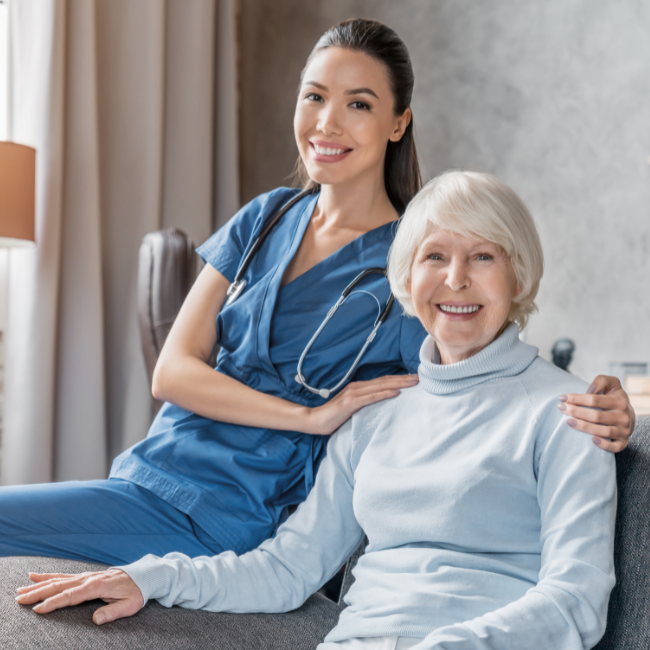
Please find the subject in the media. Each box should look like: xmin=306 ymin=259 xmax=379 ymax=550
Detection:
xmin=230 ymin=187 xmax=303 ymax=230
xmin=518 ymin=356 xmax=590 ymax=414
xmin=209 ymin=186 xmax=302 ymax=240
xmin=516 ymin=359 xmax=610 ymax=468
xmin=196 ymin=187 xmax=303 ymax=275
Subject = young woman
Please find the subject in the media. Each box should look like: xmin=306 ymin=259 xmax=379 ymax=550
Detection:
xmin=0 ymin=20 xmax=634 ymax=566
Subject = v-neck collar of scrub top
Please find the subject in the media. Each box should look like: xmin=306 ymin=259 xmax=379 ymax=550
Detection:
xmin=256 ymin=190 xmax=398 ymax=383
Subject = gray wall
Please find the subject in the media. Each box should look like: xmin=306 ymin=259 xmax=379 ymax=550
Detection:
xmin=239 ymin=0 xmax=650 ymax=382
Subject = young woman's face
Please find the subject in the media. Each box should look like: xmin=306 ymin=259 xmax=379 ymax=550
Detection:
xmin=294 ymin=47 xmax=410 ymax=188
xmin=409 ymin=229 xmax=521 ymax=364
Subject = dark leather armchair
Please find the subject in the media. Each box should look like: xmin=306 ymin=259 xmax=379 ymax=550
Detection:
xmin=137 ymin=228 xmax=198 ymax=389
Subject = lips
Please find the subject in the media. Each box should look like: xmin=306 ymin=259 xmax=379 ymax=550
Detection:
xmin=309 ymin=141 xmax=353 ymax=163
xmin=438 ymin=304 xmax=482 ymax=314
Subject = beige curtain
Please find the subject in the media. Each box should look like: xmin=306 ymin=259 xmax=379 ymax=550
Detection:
xmin=1 ymin=0 xmax=239 ymax=485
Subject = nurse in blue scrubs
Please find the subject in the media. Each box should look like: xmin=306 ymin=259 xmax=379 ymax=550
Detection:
xmin=0 ymin=19 xmax=635 ymax=566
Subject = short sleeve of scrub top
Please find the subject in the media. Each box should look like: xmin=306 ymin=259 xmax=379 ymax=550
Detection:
xmin=196 ymin=188 xmax=301 ymax=282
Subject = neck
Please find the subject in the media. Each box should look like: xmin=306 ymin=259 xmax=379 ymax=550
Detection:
xmin=315 ymin=166 xmax=397 ymax=232
xmin=435 ymin=321 xmax=512 ymax=365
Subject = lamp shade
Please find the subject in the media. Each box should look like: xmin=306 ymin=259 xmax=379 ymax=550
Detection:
xmin=0 ymin=141 xmax=36 ymax=247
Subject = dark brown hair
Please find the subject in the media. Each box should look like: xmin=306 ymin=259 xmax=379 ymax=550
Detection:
xmin=294 ymin=18 xmax=422 ymax=214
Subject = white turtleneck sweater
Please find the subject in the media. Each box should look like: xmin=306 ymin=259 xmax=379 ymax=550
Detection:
xmin=120 ymin=324 xmax=616 ymax=649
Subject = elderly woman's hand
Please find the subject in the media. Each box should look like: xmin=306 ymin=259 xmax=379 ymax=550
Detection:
xmin=559 ymin=374 xmax=635 ymax=453
xmin=15 ymin=569 xmax=143 ymax=625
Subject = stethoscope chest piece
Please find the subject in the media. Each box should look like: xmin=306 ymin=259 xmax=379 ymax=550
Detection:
xmin=294 ymin=373 xmax=330 ymax=399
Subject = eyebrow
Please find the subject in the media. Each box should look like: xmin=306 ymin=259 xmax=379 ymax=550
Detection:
xmin=302 ymin=81 xmax=379 ymax=99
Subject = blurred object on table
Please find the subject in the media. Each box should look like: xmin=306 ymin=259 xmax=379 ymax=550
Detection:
xmin=552 ymin=338 xmax=575 ymax=371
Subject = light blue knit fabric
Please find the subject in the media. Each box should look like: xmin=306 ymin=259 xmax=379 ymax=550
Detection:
xmin=120 ymin=324 xmax=616 ymax=650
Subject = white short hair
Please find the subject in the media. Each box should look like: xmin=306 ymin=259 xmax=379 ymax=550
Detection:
xmin=387 ymin=171 xmax=544 ymax=330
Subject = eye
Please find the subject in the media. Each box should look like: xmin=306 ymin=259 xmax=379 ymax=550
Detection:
xmin=476 ymin=253 xmax=493 ymax=261
xmin=427 ymin=253 xmax=443 ymax=261
xmin=350 ymin=100 xmax=370 ymax=110
xmin=304 ymin=93 xmax=324 ymax=102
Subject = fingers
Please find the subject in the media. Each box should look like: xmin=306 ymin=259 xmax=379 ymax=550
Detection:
xmin=558 ymin=403 xmax=629 ymax=432
xmin=16 ymin=576 xmax=87 ymax=605
xmin=561 ymin=392 xmax=628 ymax=412
xmin=560 ymin=380 xmax=635 ymax=454
xmin=15 ymin=575 xmax=95 ymax=610
xmin=348 ymin=388 xmax=403 ymax=409
xmin=17 ymin=571 xmax=95 ymax=595
xmin=590 ymin=436 xmax=627 ymax=454
xmin=28 ymin=572 xmax=76 ymax=583
xmin=589 ymin=374 xmax=622 ymax=395
xmin=563 ymin=413 xmax=624 ymax=443
xmin=93 ymin=598 xmax=142 ymax=626
xmin=345 ymin=374 xmax=419 ymax=395
xmin=16 ymin=570 xmax=144 ymax=624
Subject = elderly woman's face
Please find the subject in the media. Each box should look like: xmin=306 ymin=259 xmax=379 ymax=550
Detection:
xmin=409 ymin=229 xmax=520 ymax=364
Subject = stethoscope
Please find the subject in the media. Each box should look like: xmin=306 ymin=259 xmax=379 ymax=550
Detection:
xmin=225 ymin=186 xmax=395 ymax=399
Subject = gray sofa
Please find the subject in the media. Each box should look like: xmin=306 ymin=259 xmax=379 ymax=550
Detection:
xmin=1 ymin=415 xmax=649 ymax=649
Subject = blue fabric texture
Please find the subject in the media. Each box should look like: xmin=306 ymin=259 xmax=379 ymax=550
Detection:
xmin=121 ymin=325 xmax=616 ymax=649
xmin=0 ymin=479 xmax=222 ymax=565
xmin=110 ymin=187 xmax=427 ymax=555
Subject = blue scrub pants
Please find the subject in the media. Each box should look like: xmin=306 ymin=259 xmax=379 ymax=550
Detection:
xmin=0 ymin=478 xmax=225 ymax=565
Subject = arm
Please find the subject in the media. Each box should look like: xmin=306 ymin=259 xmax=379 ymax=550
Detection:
xmin=410 ymin=411 xmax=617 ymax=650
xmin=560 ymin=375 xmax=635 ymax=452
xmin=151 ymin=264 xmax=417 ymax=435
xmin=17 ymin=420 xmax=365 ymax=622
xmin=121 ymin=421 xmax=364 ymax=612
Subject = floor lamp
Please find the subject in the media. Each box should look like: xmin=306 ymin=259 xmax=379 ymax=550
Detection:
xmin=0 ymin=141 xmax=36 ymax=247
xmin=0 ymin=141 xmax=36 ymax=422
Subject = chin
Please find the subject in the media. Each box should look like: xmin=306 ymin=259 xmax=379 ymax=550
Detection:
xmin=304 ymin=166 xmax=350 ymax=186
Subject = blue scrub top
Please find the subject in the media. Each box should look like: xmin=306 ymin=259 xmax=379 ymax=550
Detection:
xmin=111 ymin=188 xmax=427 ymax=554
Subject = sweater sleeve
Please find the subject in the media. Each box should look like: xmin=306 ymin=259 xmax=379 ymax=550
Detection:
xmin=410 ymin=409 xmax=617 ymax=650
xmin=116 ymin=421 xmax=365 ymax=613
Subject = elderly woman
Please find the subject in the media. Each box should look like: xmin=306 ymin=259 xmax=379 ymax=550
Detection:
xmin=16 ymin=171 xmax=616 ymax=650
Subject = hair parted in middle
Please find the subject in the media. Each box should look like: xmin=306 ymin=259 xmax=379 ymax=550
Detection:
xmin=387 ymin=171 xmax=545 ymax=330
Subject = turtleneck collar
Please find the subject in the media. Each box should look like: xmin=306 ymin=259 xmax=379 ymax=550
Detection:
xmin=418 ymin=322 xmax=539 ymax=395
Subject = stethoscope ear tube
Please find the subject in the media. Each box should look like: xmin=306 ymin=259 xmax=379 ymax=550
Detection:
xmin=226 ymin=186 xmax=320 ymax=304
xmin=378 ymin=293 xmax=395 ymax=325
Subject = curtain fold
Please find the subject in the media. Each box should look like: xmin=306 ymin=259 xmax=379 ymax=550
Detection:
xmin=2 ymin=0 xmax=66 ymax=485
xmin=1 ymin=0 xmax=238 ymax=485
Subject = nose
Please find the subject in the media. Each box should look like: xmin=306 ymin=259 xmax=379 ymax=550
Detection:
xmin=316 ymin=102 xmax=343 ymax=136
xmin=445 ymin=259 xmax=471 ymax=291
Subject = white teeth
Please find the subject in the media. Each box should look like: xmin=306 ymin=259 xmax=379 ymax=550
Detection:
xmin=313 ymin=144 xmax=347 ymax=156
xmin=439 ymin=304 xmax=480 ymax=314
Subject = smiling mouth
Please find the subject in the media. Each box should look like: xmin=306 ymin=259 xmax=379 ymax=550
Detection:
xmin=310 ymin=142 xmax=352 ymax=156
xmin=438 ymin=304 xmax=482 ymax=314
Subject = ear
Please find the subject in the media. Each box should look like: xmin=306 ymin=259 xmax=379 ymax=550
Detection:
xmin=389 ymin=107 xmax=412 ymax=143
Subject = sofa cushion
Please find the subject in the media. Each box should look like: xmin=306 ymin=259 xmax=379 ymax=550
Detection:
xmin=594 ymin=415 xmax=650 ymax=650
xmin=1 ymin=556 xmax=342 ymax=650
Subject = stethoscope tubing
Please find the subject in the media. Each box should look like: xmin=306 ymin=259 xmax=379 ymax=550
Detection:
xmin=226 ymin=186 xmax=319 ymax=306
xmin=295 ymin=268 xmax=394 ymax=399
xmin=225 ymin=187 xmax=395 ymax=399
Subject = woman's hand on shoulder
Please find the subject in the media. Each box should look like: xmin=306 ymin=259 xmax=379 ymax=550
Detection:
xmin=559 ymin=374 xmax=636 ymax=453
xmin=305 ymin=374 xmax=419 ymax=435
xmin=15 ymin=569 xmax=143 ymax=625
